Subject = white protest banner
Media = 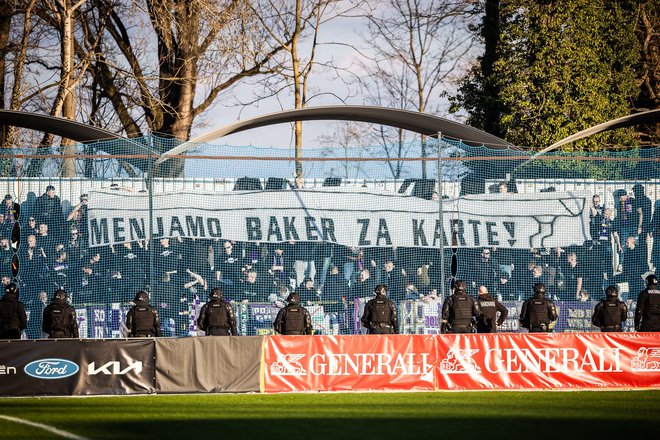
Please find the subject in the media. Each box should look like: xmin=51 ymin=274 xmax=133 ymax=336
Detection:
xmin=86 ymin=189 xmax=590 ymax=249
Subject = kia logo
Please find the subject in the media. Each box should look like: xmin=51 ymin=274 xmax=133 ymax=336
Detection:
xmin=24 ymin=359 xmax=79 ymax=380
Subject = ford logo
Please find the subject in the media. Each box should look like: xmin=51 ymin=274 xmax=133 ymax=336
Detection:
xmin=24 ymin=358 xmax=79 ymax=380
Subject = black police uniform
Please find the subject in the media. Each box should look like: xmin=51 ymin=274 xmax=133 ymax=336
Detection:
xmin=42 ymin=290 xmax=79 ymax=338
xmin=197 ymin=294 xmax=237 ymax=336
xmin=126 ymin=291 xmax=161 ymax=337
xmin=0 ymin=283 xmax=27 ymax=339
xmin=361 ymin=290 xmax=398 ymax=334
xmin=519 ymin=284 xmax=557 ymax=333
xmin=592 ymin=289 xmax=627 ymax=332
xmin=274 ymin=293 xmax=312 ymax=335
xmin=635 ymin=276 xmax=660 ymax=332
xmin=441 ymin=281 xmax=481 ymax=334
xmin=476 ymin=292 xmax=509 ymax=333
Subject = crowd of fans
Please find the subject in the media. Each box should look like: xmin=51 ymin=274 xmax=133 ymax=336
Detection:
xmin=1 ymin=182 xmax=658 ymax=337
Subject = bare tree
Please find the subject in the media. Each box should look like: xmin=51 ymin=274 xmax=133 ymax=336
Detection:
xmin=358 ymin=0 xmax=475 ymax=178
xmin=247 ymin=0 xmax=354 ymax=179
xmin=318 ymin=121 xmax=367 ymax=180
xmin=75 ymin=0 xmax=295 ymax=177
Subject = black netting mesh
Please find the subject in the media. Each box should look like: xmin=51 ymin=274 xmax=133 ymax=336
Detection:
xmin=2 ymin=137 xmax=656 ymax=337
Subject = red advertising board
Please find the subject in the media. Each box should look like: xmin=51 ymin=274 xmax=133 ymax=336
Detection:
xmin=262 ymin=333 xmax=660 ymax=393
xmin=262 ymin=335 xmax=437 ymax=393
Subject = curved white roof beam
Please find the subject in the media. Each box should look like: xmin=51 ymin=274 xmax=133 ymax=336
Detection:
xmin=154 ymin=105 xmax=517 ymax=167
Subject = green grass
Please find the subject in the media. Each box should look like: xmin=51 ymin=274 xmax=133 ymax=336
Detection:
xmin=1 ymin=391 xmax=660 ymax=439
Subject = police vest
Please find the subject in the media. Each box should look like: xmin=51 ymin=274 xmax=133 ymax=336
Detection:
xmin=602 ymin=301 xmax=623 ymax=328
xmin=530 ymin=298 xmax=549 ymax=326
xmin=451 ymin=295 xmax=472 ymax=326
xmin=133 ymin=306 xmax=154 ymax=334
xmin=48 ymin=304 xmax=69 ymax=334
xmin=284 ymin=307 xmax=305 ymax=334
xmin=648 ymin=289 xmax=660 ymax=315
xmin=371 ymin=298 xmax=390 ymax=324
xmin=0 ymin=299 xmax=19 ymax=330
xmin=478 ymin=299 xmax=496 ymax=321
xmin=207 ymin=302 xmax=228 ymax=328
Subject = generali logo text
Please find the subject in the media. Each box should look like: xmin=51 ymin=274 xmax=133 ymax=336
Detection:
xmin=441 ymin=347 xmax=623 ymax=374
xmin=270 ymin=353 xmax=433 ymax=377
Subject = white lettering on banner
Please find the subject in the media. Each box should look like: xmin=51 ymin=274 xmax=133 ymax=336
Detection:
xmin=270 ymin=353 xmax=433 ymax=377
xmin=483 ymin=348 xmax=622 ymax=374
xmin=87 ymin=361 xmax=143 ymax=375
xmin=0 ymin=365 xmax=16 ymax=375
xmin=86 ymin=189 xmax=590 ymax=249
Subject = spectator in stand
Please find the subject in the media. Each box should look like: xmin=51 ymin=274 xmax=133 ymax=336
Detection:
xmin=0 ymin=238 xmax=11 ymax=279
xmin=589 ymin=194 xmax=605 ymax=240
xmin=619 ymin=236 xmax=646 ymax=301
xmin=498 ymin=181 xmax=508 ymax=194
xmin=631 ymin=184 xmax=651 ymax=263
xmin=471 ymin=247 xmax=498 ymax=296
xmin=296 ymin=277 xmax=318 ymax=304
xmin=613 ymin=188 xmax=641 ymax=258
xmin=562 ymin=252 xmax=584 ymax=301
xmin=217 ymin=240 xmax=243 ymax=287
xmin=23 ymin=216 xmax=39 ymax=241
xmin=18 ymin=234 xmax=48 ymax=299
xmin=529 ymin=264 xmax=551 ymax=297
xmin=351 ymin=268 xmax=375 ymax=299
xmin=267 ymin=243 xmax=293 ymax=287
xmin=381 ymin=258 xmax=406 ymax=303
xmin=591 ymin=207 xmax=617 ymax=287
xmin=37 ymin=222 xmax=55 ymax=261
xmin=238 ymin=269 xmax=272 ymax=302
xmin=50 ymin=249 xmax=70 ymax=288
xmin=291 ymin=241 xmax=317 ymax=288
xmin=66 ymin=193 xmax=89 ymax=242
xmin=1 ymin=194 xmax=17 ymax=238
xmin=34 ymin=185 xmax=64 ymax=240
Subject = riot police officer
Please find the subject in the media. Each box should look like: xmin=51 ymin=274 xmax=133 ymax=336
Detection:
xmin=635 ymin=274 xmax=660 ymax=332
xmin=441 ymin=280 xmax=481 ymax=334
xmin=0 ymin=283 xmax=27 ymax=339
xmin=360 ymin=284 xmax=398 ymax=334
xmin=197 ymin=287 xmax=237 ymax=336
xmin=274 ymin=292 xmax=312 ymax=335
xmin=592 ymin=285 xmax=627 ymax=332
xmin=126 ymin=290 xmax=161 ymax=337
xmin=475 ymin=285 xmax=509 ymax=333
xmin=42 ymin=288 xmax=79 ymax=338
xmin=519 ymin=283 xmax=558 ymax=333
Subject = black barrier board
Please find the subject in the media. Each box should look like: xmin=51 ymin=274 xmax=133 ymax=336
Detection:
xmin=155 ymin=336 xmax=263 ymax=393
xmin=0 ymin=339 xmax=155 ymax=396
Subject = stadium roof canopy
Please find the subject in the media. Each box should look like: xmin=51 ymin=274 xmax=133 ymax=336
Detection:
xmin=153 ymin=105 xmax=518 ymax=167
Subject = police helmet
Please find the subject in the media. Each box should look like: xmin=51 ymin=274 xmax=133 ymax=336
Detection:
xmin=4 ymin=282 xmax=18 ymax=297
xmin=287 ymin=292 xmax=301 ymax=304
xmin=454 ymin=280 xmax=467 ymax=294
xmin=533 ymin=283 xmax=547 ymax=296
xmin=134 ymin=290 xmax=149 ymax=303
xmin=210 ymin=287 xmax=223 ymax=301
xmin=605 ymin=285 xmax=619 ymax=298
xmin=53 ymin=288 xmax=67 ymax=301
xmin=374 ymin=284 xmax=388 ymax=296
xmin=646 ymin=274 xmax=658 ymax=287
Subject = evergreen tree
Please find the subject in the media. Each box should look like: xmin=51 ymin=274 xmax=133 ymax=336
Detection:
xmin=454 ymin=0 xmax=640 ymax=151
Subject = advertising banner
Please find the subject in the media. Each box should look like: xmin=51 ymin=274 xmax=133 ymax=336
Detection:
xmin=262 ymin=335 xmax=437 ymax=393
xmin=0 ymin=339 xmax=155 ymax=396
xmin=436 ymin=332 xmax=660 ymax=390
xmin=155 ymin=336 xmax=263 ymax=393
xmin=262 ymin=333 xmax=660 ymax=393
xmin=87 ymin=189 xmax=590 ymax=249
